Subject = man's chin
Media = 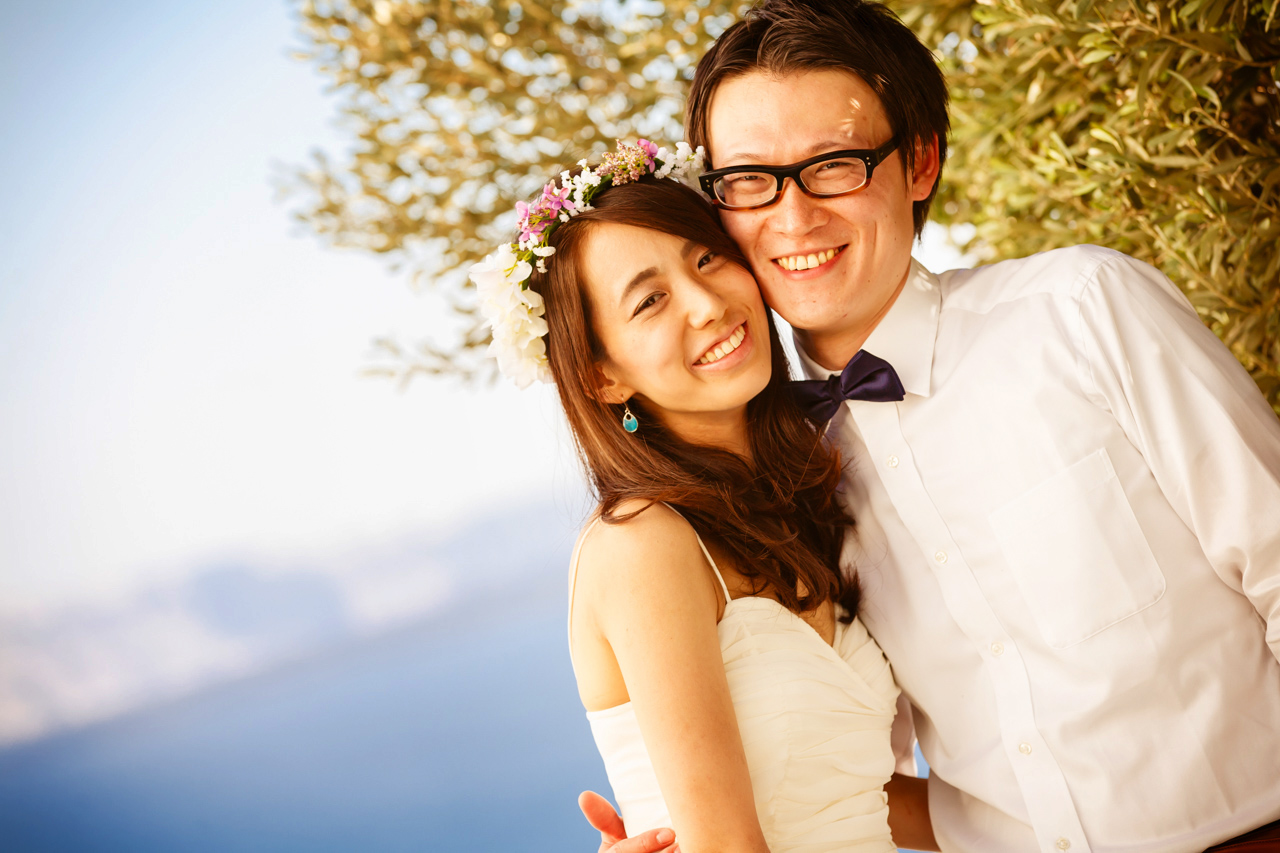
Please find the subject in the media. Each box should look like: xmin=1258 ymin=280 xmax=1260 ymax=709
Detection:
xmin=770 ymin=305 xmax=838 ymax=336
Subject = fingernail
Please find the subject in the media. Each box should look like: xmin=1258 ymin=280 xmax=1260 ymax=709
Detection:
xmin=655 ymin=829 xmax=674 ymax=844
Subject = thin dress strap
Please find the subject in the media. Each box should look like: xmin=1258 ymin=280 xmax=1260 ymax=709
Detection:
xmin=663 ymin=503 xmax=732 ymax=605
xmin=568 ymin=506 xmax=734 ymax=649
xmin=567 ymin=514 xmax=604 ymax=649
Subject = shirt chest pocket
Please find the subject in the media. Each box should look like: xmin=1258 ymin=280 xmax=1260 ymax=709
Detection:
xmin=987 ymin=447 xmax=1166 ymax=649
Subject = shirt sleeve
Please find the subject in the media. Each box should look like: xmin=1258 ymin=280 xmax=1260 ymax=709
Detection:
xmin=1073 ymin=248 xmax=1280 ymax=664
xmin=891 ymin=692 xmax=920 ymax=776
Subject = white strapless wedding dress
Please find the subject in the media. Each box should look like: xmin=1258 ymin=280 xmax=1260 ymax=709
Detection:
xmin=569 ymin=516 xmax=900 ymax=853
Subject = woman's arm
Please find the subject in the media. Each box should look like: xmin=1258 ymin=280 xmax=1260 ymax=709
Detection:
xmin=574 ymin=504 xmax=770 ymax=853
xmin=884 ymin=773 xmax=938 ymax=851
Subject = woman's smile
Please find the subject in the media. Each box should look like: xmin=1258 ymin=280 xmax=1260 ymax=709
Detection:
xmin=576 ymin=220 xmax=772 ymax=445
xmin=694 ymin=321 xmax=752 ymax=369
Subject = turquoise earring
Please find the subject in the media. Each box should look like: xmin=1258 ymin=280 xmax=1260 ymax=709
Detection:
xmin=622 ymin=404 xmax=639 ymax=433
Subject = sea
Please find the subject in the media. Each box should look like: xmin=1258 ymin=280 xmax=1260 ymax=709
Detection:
xmin=0 ymin=574 xmax=608 ymax=852
xmin=0 ymin=504 xmax=929 ymax=853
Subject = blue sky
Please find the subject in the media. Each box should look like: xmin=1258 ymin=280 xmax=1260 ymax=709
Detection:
xmin=0 ymin=0 xmax=975 ymax=751
xmin=0 ymin=0 xmax=573 ymax=610
xmin=0 ymin=0 xmax=970 ymax=614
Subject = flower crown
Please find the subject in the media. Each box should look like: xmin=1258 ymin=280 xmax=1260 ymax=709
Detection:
xmin=470 ymin=139 xmax=706 ymax=387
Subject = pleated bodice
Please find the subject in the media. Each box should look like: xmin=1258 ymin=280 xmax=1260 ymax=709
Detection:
xmin=572 ymin=516 xmax=900 ymax=852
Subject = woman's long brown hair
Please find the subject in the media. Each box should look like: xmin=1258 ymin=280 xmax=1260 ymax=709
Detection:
xmin=529 ymin=175 xmax=858 ymax=620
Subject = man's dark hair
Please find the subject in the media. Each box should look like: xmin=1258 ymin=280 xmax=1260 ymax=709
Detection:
xmin=685 ymin=0 xmax=950 ymax=236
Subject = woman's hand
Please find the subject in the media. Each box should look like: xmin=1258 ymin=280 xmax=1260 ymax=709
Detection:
xmin=579 ymin=791 xmax=677 ymax=853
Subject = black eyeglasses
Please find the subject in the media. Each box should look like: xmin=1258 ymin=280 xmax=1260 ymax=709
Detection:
xmin=699 ymin=137 xmax=900 ymax=210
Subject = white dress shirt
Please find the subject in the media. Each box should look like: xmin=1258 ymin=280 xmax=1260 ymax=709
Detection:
xmin=798 ymin=246 xmax=1280 ymax=853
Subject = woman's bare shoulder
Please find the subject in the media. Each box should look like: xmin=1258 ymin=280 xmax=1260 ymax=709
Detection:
xmin=575 ymin=501 xmax=714 ymax=600
xmin=579 ymin=499 xmax=696 ymax=556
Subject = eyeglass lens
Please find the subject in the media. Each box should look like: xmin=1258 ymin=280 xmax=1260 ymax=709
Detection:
xmin=713 ymin=156 xmax=869 ymax=208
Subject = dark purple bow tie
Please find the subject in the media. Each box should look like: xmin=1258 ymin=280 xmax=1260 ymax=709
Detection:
xmin=790 ymin=351 xmax=905 ymax=423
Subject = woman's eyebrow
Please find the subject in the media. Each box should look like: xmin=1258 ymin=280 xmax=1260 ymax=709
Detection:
xmin=618 ymin=267 xmax=659 ymax=308
xmin=618 ymin=241 xmax=698 ymax=308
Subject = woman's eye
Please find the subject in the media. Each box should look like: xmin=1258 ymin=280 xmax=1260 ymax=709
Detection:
xmin=632 ymin=292 xmax=663 ymax=316
xmin=697 ymin=250 xmax=718 ymax=270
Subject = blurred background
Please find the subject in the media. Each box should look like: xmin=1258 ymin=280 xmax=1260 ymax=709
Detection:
xmin=0 ymin=1 xmax=607 ymax=849
xmin=1 ymin=1 xmax=1274 ymax=851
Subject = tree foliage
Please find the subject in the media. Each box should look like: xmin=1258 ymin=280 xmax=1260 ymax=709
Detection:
xmin=288 ymin=0 xmax=748 ymax=380
xmin=288 ymin=0 xmax=1280 ymax=409
xmin=900 ymin=0 xmax=1280 ymax=408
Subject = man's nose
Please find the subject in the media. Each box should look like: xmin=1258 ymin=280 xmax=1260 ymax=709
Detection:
xmin=768 ymin=177 xmax=827 ymax=236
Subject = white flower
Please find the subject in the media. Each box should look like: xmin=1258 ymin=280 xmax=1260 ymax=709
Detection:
xmin=469 ymin=244 xmax=550 ymax=388
xmin=653 ymin=146 xmax=676 ymax=179
xmin=666 ymin=142 xmax=706 ymax=190
xmin=471 ymin=138 xmax=707 ymax=388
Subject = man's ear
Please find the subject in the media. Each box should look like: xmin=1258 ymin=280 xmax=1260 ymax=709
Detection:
xmin=589 ymin=362 xmax=635 ymax=406
xmin=909 ymin=133 xmax=942 ymax=202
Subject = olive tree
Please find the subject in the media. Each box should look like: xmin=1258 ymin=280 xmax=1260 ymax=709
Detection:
xmin=287 ymin=0 xmax=1280 ymax=408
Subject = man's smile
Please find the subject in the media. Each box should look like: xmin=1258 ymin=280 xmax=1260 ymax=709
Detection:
xmin=772 ymin=245 xmax=846 ymax=272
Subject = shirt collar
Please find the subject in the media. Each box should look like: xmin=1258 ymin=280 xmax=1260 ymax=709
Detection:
xmin=793 ymin=257 xmax=941 ymax=398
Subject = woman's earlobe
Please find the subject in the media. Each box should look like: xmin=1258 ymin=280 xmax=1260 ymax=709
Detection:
xmin=589 ymin=364 xmax=634 ymax=406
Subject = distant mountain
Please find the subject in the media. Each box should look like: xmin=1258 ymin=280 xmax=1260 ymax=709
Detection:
xmin=0 ymin=498 xmax=589 ymax=746
xmin=0 ymin=574 xmax=610 ymax=852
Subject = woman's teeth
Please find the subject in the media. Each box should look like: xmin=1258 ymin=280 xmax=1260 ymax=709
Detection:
xmin=776 ymin=247 xmax=839 ymax=271
xmin=697 ymin=325 xmax=747 ymax=365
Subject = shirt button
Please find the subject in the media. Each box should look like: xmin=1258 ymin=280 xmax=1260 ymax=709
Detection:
xmin=1056 ymin=839 xmax=1071 ymax=850
xmin=886 ymin=455 xmax=899 ymax=468
xmin=1019 ymin=742 xmax=1033 ymax=755
xmin=934 ymin=550 xmax=948 ymax=564
xmin=990 ymin=642 xmax=1004 ymax=656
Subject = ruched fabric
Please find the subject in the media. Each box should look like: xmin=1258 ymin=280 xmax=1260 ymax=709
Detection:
xmin=576 ymin=517 xmax=901 ymax=852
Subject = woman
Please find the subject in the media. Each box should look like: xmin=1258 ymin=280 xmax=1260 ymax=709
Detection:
xmin=471 ymin=141 xmax=934 ymax=852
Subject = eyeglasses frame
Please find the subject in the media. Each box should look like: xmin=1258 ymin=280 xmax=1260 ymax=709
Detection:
xmin=698 ymin=137 xmax=901 ymax=211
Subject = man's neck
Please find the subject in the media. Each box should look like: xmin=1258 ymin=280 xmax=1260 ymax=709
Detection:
xmin=797 ymin=266 xmax=911 ymax=372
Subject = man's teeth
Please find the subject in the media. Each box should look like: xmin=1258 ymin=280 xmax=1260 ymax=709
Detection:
xmin=776 ymin=247 xmax=839 ymax=271
xmin=697 ymin=325 xmax=747 ymax=365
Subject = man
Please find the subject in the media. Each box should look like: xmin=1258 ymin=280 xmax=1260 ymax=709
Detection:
xmin=581 ymin=1 xmax=1280 ymax=851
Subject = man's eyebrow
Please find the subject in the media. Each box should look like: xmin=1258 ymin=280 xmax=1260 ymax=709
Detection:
xmin=717 ymin=139 xmax=864 ymax=167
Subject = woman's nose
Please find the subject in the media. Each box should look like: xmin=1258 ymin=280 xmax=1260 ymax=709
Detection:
xmin=682 ymin=278 xmax=727 ymax=328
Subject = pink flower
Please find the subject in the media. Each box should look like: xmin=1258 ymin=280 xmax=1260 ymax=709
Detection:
xmin=517 ymin=181 xmax=576 ymax=244
xmin=599 ymin=141 xmax=658 ymax=186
